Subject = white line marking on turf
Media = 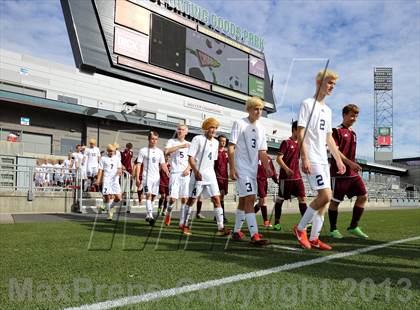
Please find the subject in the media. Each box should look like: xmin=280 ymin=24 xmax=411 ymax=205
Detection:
xmin=64 ymin=235 xmax=420 ymax=310
xmin=268 ymin=244 xmax=303 ymax=252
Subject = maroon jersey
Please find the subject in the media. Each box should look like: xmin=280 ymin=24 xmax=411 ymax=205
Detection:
xmin=257 ymin=157 xmax=277 ymax=182
xmin=331 ymin=125 xmax=357 ymax=177
xmin=214 ymin=149 xmax=228 ymax=180
xmin=278 ymin=138 xmax=301 ymax=180
xmin=121 ymin=149 xmax=133 ymax=174
xmin=159 ymin=164 xmax=170 ymax=187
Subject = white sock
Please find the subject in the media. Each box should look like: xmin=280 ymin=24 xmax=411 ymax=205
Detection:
xmin=214 ymin=207 xmax=224 ymax=230
xmin=184 ymin=205 xmax=192 ymax=226
xmin=166 ymin=202 xmax=175 ymax=214
xmin=309 ymin=212 xmax=324 ymax=241
xmin=110 ymin=200 xmax=119 ymax=209
xmin=146 ymin=200 xmax=153 ymax=218
xmin=234 ymin=209 xmax=245 ymax=232
xmin=245 ymin=212 xmax=258 ymax=237
xmin=107 ymin=200 xmax=113 ymax=211
xmin=297 ymin=207 xmax=316 ymax=231
xmin=179 ymin=204 xmax=186 ymax=225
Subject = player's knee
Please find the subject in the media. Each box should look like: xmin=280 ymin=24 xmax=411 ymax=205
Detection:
xmin=356 ymin=194 xmax=367 ymax=205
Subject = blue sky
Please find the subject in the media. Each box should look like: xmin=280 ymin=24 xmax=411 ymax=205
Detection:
xmin=0 ymin=0 xmax=419 ymax=159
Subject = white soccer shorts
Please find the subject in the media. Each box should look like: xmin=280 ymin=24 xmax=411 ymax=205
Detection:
xmin=306 ymin=163 xmax=331 ymax=191
xmin=142 ymin=178 xmax=160 ymax=196
xmin=102 ymin=180 xmax=121 ymax=195
xmin=236 ymin=175 xmax=257 ymax=198
xmin=169 ymin=173 xmax=190 ymax=199
xmin=189 ymin=174 xmax=220 ymax=199
xmin=86 ymin=166 xmax=99 ymax=178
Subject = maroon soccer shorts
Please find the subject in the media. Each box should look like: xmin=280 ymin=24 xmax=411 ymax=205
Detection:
xmin=217 ymin=177 xmax=229 ymax=194
xmin=159 ymin=184 xmax=169 ymax=195
xmin=257 ymin=178 xmax=268 ymax=198
xmin=278 ymin=179 xmax=306 ymax=200
xmin=331 ymin=175 xmax=367 ymax=202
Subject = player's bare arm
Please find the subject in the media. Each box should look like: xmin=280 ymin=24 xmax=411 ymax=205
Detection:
xmin=276 ymin=153 xmax=293 ymax=176
xmin=327 ymin=133 xmax=346 ymax=174
xmin=339 ymin=150 xmax=362 ymax=172
xmin=188 ymin=155 xmax=202 ymax=181
xmin=297 ymin=126 xmax=311 ymax=174
xmin=161 ymin=162 xmax=170 ymax=177
xmin=182 ymin=164 xmax=191 ymax=176
xmin=165 ymin=143 xmax=189 ymax=155
xmin=95 ymin=169 xmax=103 ymax=185
xmin=228 ymin=143 xmax=237 ymax=180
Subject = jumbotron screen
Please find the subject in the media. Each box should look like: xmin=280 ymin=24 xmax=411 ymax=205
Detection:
xmin=61 ymin=0 xmax=275 ymax=110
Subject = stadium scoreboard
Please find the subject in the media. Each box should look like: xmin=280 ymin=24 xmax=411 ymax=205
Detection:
xmin=61 ymin=0 xmax=276 ymax=112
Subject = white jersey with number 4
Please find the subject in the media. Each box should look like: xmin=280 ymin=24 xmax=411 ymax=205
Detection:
xmin=230 ymin=117 xmax=267 ymax=178
xmin=138 ymin=147 xmax=165 ymax=181
xmin=165 ymin=138 xmax=190 ymax=173
xmin=188 ymin=135 xmax=218 ymax=184
xmin=297 ymin=98 xmax=332 ymax=165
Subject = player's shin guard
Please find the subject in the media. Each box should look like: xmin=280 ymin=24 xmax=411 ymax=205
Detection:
xmin=260 ymin=205 xmax=268 ymax=222
xmin=234 ymin=209 xmax=245 ymax=232
xmin=349 ymin=205 xmax=364 ymax=229
xmin=309 ymin=212 xmax=324 ymax=241
xmin=184 ymin=205 xmax=192 ymax=227
xmin=166 ymin=202 xmax=175 ymax=215
xmin=245 ymin=212 xmax=258 ymax=237
xmin=214 ymin=207 xmax=224 ymax=230
xmin=328 ymin=208 xmax=338 ymax=231
xmin=298 ymin=203 xmax=308 ymax=216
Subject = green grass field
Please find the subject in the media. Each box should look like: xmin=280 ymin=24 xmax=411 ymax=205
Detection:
xmin=1 ymin=208 xmax=419 ymax=309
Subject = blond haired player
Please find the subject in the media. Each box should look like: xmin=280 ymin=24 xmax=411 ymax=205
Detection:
xmin=293 ymin=69 xmax=346 ymax=250
xmin=136 ymin=131 xmax=169 ymax=226
xmin=164 ymin=124 xmax=191 ymax=226
xmin=229 ymin=97 xmax=272 ymax=246
xmin=96 ymin=144 xmax=122 ymax=221
xmin=85 ymin=138 xmax=101 ymax=190
xmin=180 ymin=118 xmax=230 ymax=236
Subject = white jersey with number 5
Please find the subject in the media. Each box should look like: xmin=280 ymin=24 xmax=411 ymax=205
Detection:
xmin=165 ymin=138 xmax=190 ymax=173
xmin=138 ymin=147 xmax=165 ymax=181
xmin=297 ymin=98 xmax=332 ymax=165
xmin=188 ymin=135 xmax=218 ymax=184
xmin=230 ymin=117 xmax=267 ymax=178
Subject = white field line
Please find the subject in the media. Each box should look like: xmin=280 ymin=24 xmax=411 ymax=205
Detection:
xmin=268 ymin=244 xmax=303 ymax=252
xmin=64 ymin=235 xmax=420 ymax=310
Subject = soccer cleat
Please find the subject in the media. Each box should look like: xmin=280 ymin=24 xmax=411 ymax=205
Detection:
xmin=273 ymin=223 xmax=281 ymax=231
xmin=145 ymin=216 xmax=150 ymax=222
xmin=250 ymin=233 xmax=269 ymax=246
xmin=107 ymin=213 xmax=113 ymax=221
xmin=309 ymin=238 xmax=332 ymax=250
xmin=293 ymin=224 xmax=311 ymax=249
xmin=216 ymin=228 xmax=231 ymax=236
xmin=182 ymin=226 xmax=191 ymax=235
xmin=196 ymin=213 xmax=206 ymax=219
xmin=263 ymin=220 xmax=273 ymax=228
xmin=347 ymin=227 xmax=369 ymax=239
xmin=231 ymin=231 xmax=245 ymax=241
xmin=179 ymin=224 xmax=185 ymax=230
xmin=149 ymin=218 xmax=156 ymax=226
xmin=328 ymin=229 xmax=343 ymax=239
xmin=164 ymin=214 xmax=171 ymax=226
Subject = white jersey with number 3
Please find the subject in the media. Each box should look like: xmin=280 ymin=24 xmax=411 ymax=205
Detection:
xmin=230 ymin=117 xmax=267 ymax=178
xmin=297 ymin=98 xmax=332 ymax=165
xmin=188 ymin=135 xmax=218 ymax=184
xmin=165 ymin=138 xmax=190 ymax=173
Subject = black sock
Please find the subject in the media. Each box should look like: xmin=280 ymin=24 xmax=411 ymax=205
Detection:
xmin=158 ymin=197 xmax=163 ymax=209
xmin=298 ymin=203 xmax=308 ymax=216
xmin=328 ymin=209 xmax=338 ymax=232
xmin=349 ymin=205 xmax=364 ymax=229
xmin=221 ymin=200 xmax=225 ymax=215
xmin=197 ymin=201 xmax=202 ymax=214
xmin=254 ymin=204 xmax=260 ymax=214
xmin=261 ymin=205 xmax=268 ymax=221
xmin=274 ymin=201 xmax=283 ymax=224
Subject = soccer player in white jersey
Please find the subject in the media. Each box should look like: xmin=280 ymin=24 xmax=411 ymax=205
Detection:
xmin=180 ymin=118 xmax=230 ymax=236
xmin=136 ymin=131 xmax=169 ymax=226
xmin=85 ymin=138 xmax=101 ymax=190
xmin=229 ymin=97 xmax=272 ymax=246
xmin=293 ymin=69 xmax=346 ymax=250
xmin=96 ymin=144 xmax=122 ymax=221
xmin=163 ymin=124 xmax=191 ymax=226
xmin=71 ymin=144 xmax=85 ymax=182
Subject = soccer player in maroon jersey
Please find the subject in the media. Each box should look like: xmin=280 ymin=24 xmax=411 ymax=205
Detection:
xmin=214 ymin=134 xmax=229 ymax=223
xmin=328 ymin=104 xmax=368 ymax=239
xmin=158 ymin=153 xmax=171 ymax=216
xmin=274 ymin=121 xmax=308 ymax=230
xmin=134 ymin=158 xmax=144 ymax=206
xmin=121 ymin=143 xmax=134 ymax=175
xmin=255 ymin=156 xmax=277 ymax=227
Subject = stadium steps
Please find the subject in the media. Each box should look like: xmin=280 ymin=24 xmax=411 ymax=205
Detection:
xmin=79 ymin=198 xmax=144 ymax=214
